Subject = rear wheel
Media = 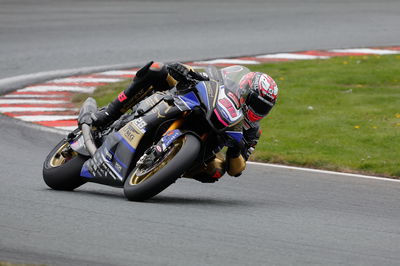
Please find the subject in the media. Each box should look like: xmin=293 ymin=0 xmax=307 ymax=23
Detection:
xmin=43 ymin=139 xmax=88 ymax=190
xmin=123 ymin=134 xmax=200 ymax=201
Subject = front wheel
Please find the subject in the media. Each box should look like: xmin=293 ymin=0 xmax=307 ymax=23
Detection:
xmin=43 ymin=138 xmax=88 ymax=190
xmin=123 ymin=134 xmax=201 ymax=201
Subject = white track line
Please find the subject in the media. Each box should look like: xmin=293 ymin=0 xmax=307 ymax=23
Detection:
xmin=329 ymin=48 xmax=399 ymax=55
xmin=257 ymin=53 xmax=330 ymax=60
xmin=248 ymin=162 xmax=400 ymax=183
xmin=0 ymin=99 xmax=68 ymax=104
xmin=20 ymin=86 xmax=95 ymax=93
xmin=1 ymin=94 xmax=68 ymax=98
xmin=15 ymin=115 xmax=78 ymax=122
xmin=194 ymin=59 xmax=260 ymax=65
xmin=49 ymin=77 xmax=122 ymax=83
xmin=0 ymin=107 xmax=77 ymax=112
xmin=96 ymin=70 xmax=137 ymax=76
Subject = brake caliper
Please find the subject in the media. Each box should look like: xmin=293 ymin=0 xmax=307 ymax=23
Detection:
xmin=136 ymin=129 xmax=183 ymax=175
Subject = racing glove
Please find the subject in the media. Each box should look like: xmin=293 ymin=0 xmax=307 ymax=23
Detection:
xmin=242 ymin=128 xmax=261 ymax=160
xmin=167 ymin=62 xmax=209 ymax=82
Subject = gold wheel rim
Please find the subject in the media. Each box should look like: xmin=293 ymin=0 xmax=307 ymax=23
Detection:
xmin=129 ymin=137 xmax=185 ymax=185
xmin=49 ymin=142 xmax=77 ymax=167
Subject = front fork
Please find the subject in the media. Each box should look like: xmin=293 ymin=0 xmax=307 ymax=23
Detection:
xmin=136 ymin=114 xmax=205 ymax=174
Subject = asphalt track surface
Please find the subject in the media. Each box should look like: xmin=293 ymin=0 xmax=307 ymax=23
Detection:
xmin=1 ymin=1 xmax=400 ymax=265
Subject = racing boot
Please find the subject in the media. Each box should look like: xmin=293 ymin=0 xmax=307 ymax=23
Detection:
xmin=184 ymin=153 xmax=226 ymax=183
xmin=91 ymin=61 xmax=175 ymax=128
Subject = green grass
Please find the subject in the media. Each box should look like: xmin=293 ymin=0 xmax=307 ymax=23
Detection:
xmin=72 ymin=79 xmax=131 ymax=107
xmin=250 ymin=54 xmax=400 ymax=178
xmin=82 ymin=54 xmax=400 ymax=178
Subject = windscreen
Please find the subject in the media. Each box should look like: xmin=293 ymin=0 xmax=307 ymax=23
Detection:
xmin=220 ymin=65 xmax=251 ymax=108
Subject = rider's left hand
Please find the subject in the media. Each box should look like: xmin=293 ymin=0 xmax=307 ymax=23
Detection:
xmin=167 ymin=62 xmax=190 ymax=82
xmin=167 ymin=62 xmax=209 ymax=82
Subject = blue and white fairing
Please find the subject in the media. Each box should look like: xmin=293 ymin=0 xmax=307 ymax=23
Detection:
xmin=175 ymin=91 xmax=201 ymax=111
xmin=78 ymin=66 xmax=249 ymax=185
xmin=214 ymin=85 xmax=243 ymax=126
xmin=186 ymin=68 xmax=249 ymax=146
xmin=80 ymin=130 xmax=138 ymax=186
xmin=161 ymin=80 xmax=246 ymax=149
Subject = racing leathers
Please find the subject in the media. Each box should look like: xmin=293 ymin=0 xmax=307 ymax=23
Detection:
xmin=90 ymin=61 xmax=261 ymax=181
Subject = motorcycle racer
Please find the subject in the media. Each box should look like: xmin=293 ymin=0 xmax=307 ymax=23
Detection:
xmin=87 ymin=61 xmax=278 ymax=182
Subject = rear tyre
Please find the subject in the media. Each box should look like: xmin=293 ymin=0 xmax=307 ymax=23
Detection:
xmin=123 ymin=134 xmax=200 ymax=201
xmin=43 ymin=139 xmax=88 ymax=190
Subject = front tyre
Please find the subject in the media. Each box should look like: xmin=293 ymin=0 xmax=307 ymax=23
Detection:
xmin=43 ymin=138 xmax=88 ymax=190
xmin=123 ymin=134 xmax=200 ymax=201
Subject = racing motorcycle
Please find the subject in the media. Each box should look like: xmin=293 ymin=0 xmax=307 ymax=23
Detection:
xmin=43 ymin=65 xmax=249 ymax=201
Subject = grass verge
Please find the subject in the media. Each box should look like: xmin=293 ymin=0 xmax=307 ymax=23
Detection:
xmin=78 ymin=54 xmax=400 ymax=178
xmin=251 ymin=54 xmax=400 ymax=178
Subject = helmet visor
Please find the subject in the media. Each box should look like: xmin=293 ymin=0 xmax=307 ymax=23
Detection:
xmin=246 ymin=90 xmax=274 ymax=117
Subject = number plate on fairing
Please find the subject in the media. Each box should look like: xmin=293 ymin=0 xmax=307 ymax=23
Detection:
xmin=216 ymin=87 xmax=242 ymax=125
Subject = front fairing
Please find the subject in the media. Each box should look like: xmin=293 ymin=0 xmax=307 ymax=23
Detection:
xmin=213 ymin=86 xmax=243 ymax=127
xmin=194 ymin=66 xmax=249 ymax=131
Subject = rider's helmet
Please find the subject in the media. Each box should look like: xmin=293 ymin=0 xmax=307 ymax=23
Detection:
xmin=239 ymin=72 xmax=278 ymax=127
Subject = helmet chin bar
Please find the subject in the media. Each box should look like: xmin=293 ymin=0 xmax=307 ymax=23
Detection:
xmin=246 ymin=108 xmax=263 ymax=122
